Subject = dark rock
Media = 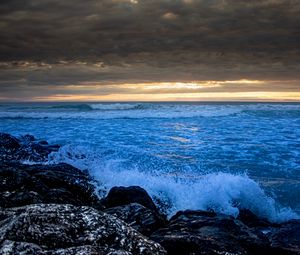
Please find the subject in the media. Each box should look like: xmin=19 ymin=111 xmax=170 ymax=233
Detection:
xmin=0 ymin=204 xmax=166 ymax=255
xmin=105 ymin=203 xmax=167 ymax=236
xmin=267 ymin=220 xmax=300 ymax=254
xmin=0 ymin=240 xmax=44 ymax=255
xmin=102 ymin=186 xmax=158 ymax=212
xmin=238 ymin=209 xmax=273 ymax=228
xmin=0 ymin=133 xmax=20 ymax=154
xmin=39 ymin=140 xmax=49 ymax=145
xmin=0 ymin=240 xmax=134 ymax=255
xmin=151 ymin=210 xmax=285 ymax=255
xmin=0 ymin=162 xmax=103 ymax=209
xmin=0 ymin=133 xmax=60 ymax=162
xmin=21 ymin=134 xmax=36 ymax=142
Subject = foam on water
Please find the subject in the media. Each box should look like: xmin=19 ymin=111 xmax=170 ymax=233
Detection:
xmin=88 ymin=103 xmax=143 ymax=110
xmin=48 ymin=144 xmax=299 ymax=223
xmin=2 ymin=103 xmax=299 ymax=119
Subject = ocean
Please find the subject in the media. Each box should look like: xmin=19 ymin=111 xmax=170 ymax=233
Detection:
xmin=0 ymin=102 xmax=299 ymax=222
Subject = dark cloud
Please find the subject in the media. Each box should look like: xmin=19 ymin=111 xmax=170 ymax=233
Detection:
xmin=0 ymin=0 xmax=299 ymax=100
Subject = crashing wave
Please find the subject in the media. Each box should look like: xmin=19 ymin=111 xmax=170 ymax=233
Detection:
xmin=48 ymin=144 xmax=299 ymax=223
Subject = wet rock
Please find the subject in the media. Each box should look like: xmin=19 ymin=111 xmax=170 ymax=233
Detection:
xmin=0 ymin=162 xmax=103 ymax=209
xmin=0 ymin=240 xmax=135 ymax=255
xmin=0 ymin=240 xmax=44 ymax=255
xmin=267 ymin=220 xmax=300 ymax=254
xmin=20 ymin=134 xmax=36 ymax=142
xmin=102 ymin=186 xmax=158 ymax=212
xmin=105 ymin=203 xmax=167 ymax=236
xmin=0 ymin=133 xmax=20 ymax=155
xmin=151 ymin=210 xmax=282 ymax=255
xmin=0 ymin=204 xmax=166 ymax=255
xmin=238 ymin=209 xmax=273 ymax=228
xmin=0 ymin=133 xmax=60 ymax=162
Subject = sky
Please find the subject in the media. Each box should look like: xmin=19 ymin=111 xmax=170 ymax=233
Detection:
xmin=0 ymin=0 xmax=299 ymax=102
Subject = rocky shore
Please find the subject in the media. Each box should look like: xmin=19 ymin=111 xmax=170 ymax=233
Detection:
xmin=0 ymin=133 xmax=299 ymax=255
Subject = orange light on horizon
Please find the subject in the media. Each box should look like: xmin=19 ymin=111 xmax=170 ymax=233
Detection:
xmin=32 ymin=91 xmax=300 ymax=102
xmin=2 ymin=80 xmax=300 ymax=102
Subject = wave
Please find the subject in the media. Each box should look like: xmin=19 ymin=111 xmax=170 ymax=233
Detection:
xmin=1 ymin=103 xmax=299 ymax=119
xmin=0 ymin=103 xmax=146 ymax=112
xmin=88 ymin=103 xmax=145 ymax=110
xmin=0 ymin=104 xmax=243 ymax=119
xmin=49 ymin=103 xmax=146 ymax=111
xmin=49 ymin=104 xmax=94 ymax=111
xmin=48 ymin=145 xmax=299 ymax=223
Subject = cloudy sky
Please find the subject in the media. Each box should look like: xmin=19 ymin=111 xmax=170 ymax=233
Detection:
xmin=0 ymin=0 xmax=299 ymax=101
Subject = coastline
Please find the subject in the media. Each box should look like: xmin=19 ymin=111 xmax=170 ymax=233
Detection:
xmin=0 ymin=132 xmax=299 ymax=255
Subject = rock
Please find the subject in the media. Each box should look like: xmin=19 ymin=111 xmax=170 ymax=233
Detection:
xmin=0 ymin=133 xmax=20 ymax=156
xmin=20 ymin=134 xmax=36 ymax=142
xmin=267 ymin=220 xmax=300 ymax=254
xmin=105 ymin=203 xmax=167 ymax=236
xmin=0 ymin=162 xmax=103 ymax=209
xmin=0 ymin=240 xmax=134 ymax=255
xmin=39 ymin=140 xmax=49 ymax=145
xmin=0 ymin=133 xmax=60 ymax=162
xmin=151 ymin=210 xmax=285 ymax=255
xmin=238 ymin=209 xmax=273 ymax=228
xmin=102 ymin=186 xmax=158 ymax=212
xmin=0 ymin=204 xmax=166 ymax=255
xmin=0 ymin=240 xmax=44 ymax=255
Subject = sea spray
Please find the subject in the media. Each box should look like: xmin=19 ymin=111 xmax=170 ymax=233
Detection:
xmin=49 ymin=144 xmax=299 ymax=222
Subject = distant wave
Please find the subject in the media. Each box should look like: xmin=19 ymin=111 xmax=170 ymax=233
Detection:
xmin=49 ymin=104 xmax=94 ymax=111
xmin=0 ymin=103 xmax=299 ymax=119
xmin=50 ymin=103 xmax=146 ymax=111
xmin=1 ymin=103 xmax=147 ymax=112
xmin=88 ymin=103 xmax=146 ymax=110
xmin=48 ymin=144 xmax=299 ymax=223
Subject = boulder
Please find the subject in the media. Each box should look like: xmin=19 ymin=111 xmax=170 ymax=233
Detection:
xmin=151 ymin=210 xmax=287 ymax=255
xmin=0 ymin=133 xmax=20 ymax=157
xmin=0 ymin=204 xmax=166 ymax=255
xmin=238 ymin=209 xmax=273 ymax=228
xmin=0 ymin=133 xmax=60 ymax=162
xmin=105 ymin=203 xmax=167 ymax=236
xmin=267 ymin=220 xmax=300 ymax=254
xmin=102 ymin=186 xmax=158 ymax=212
xmin=0 ymin=162 xmax=103 ymax=209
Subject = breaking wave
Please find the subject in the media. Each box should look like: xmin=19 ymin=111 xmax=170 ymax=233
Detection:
xmin=48 ymin=145 xmax=299 ymax=223
xmin=0 ymin=103 xmax=299 ymax=119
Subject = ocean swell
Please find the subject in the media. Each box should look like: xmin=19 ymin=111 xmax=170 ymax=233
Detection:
xmin=1 ymin=103 xmax=299 ymax=119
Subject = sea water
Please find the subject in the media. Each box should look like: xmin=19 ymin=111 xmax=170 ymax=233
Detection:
xmin=0 ymin=102 xmax=299 ymax=222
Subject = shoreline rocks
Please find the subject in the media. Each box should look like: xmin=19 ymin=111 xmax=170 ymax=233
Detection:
xmin=0 ymin=133 xmax=299 ymax=254
xmin=0 ymin=204 xmax=166 ymax=255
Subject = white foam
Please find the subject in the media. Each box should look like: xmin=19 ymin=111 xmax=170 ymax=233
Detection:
xmin=88 ymin=103 xmax=141 ymax=110
xmin=49 ymin=145 xmax=299 ymax=223
xmin=1 ymin=103 xmax=299 ymax=119
xmin=0 ymin=104 xmax=244 ymax=119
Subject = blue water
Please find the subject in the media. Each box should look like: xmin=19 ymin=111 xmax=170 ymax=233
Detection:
xmin=0 ymin=102 xmax=299 ymax=222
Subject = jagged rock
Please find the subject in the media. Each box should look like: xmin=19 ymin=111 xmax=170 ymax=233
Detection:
xmin=0 ymin=162 xmax=103 ymax=209
xmin=0 ymin=240 xmax=134 ymax=255
xmin=20 ymin=134 xmax=36 ymax=142
xmin=0 ymin=133 xmax=60 ymax=162
xmin=0 ymin=204 xmax=166 ymax=255
xmin=105 ymin=203 xmax=167 ymax=236
xmin=0 ymin=240 xmax=45 ymax=255
xmin=0 ymin=133 xmax=20 ymax=153
xmin=267 ymin=220 xmax=300 ymax=254
xmin=102 ymin=186 xmax=158 ymax=212
xmin=150 ymin=210 xmax=291 ymax=255
xmin=238 ymin=209 xmax=273 ymax=228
